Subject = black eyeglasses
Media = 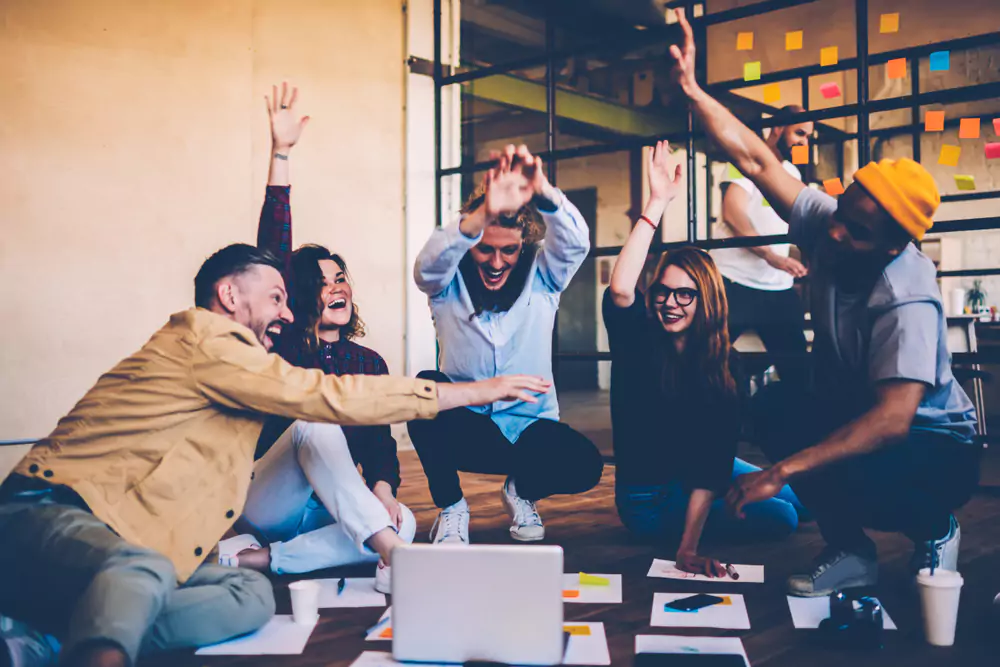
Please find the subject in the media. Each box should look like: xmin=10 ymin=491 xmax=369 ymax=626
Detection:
xmin=650 ymin=285 xmax=699 ymax=307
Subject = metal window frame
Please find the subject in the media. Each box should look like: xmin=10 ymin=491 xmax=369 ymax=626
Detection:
xmin=433 ymin=0 xmax=1000 ymax=364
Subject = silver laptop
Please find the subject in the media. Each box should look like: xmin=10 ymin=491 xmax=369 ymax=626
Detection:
xmin=392 ymin=543 xmax=565 ymax=665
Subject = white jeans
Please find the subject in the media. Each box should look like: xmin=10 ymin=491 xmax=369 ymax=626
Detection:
xmin=241 ymin=421 xmax=415 ymax=575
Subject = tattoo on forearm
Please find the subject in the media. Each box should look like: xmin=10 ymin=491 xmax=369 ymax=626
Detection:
xmin=274 ymin=153 xmax=289 ymax=161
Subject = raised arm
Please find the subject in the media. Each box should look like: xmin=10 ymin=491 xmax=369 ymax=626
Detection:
xmin=257 ymin=82 xmax=310 ymax=278
xmin=669 ymin=9 xmax=804 ymax=221
xmin=414 ymin=148 xmax=533 ymax=297
xmin=608 ymin=140 xmax=683 ymax=308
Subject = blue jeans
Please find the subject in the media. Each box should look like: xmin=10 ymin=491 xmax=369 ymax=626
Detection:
xmin=615 ymin=458 xmax=803 ymax=544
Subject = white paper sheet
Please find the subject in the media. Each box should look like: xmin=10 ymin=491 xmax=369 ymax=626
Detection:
xmin=195 ymin=615 xmax=316 ymax=655
xmin=365 ymin=607 xmax=393 ymax=641
xmin=635 ymin=635 xmax=749 ymax=666
xmin=350 ymin=622 xmax=609 ymax=667
xmin=563 ymin=622 xmax=611 ymax=666
xmin=786 ymin=595 xmax=897 ymax=630
xmin=651 ymin=593 xmax=751 ymax=630
xmin=647 ymin=558 xmax=764 ymax=584
xmin=562 ymin=573 xmax=623 ymax=604
xmin=315 ymin=577 xmax=387 ymax=608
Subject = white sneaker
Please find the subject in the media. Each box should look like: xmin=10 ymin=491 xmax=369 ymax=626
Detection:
xmin=911 ymin=514 xmax=961 ymax=573
xmin=501 ymin=477 xmax=544 ymax=542
xmin=429 ymin=498 xmax=470 ymax=545
xmin=374 ymin=559 xmax=392 ymax=594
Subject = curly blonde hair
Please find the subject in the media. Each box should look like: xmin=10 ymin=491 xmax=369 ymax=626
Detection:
xmin=460 ymin=180 xmax=545 ymax=245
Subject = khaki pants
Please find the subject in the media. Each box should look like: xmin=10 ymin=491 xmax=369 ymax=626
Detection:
xmin=0 ymin=494 xmax=274 ymax=664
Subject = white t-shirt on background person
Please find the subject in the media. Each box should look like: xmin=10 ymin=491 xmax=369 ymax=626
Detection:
xmin=710 ymin=161 xmax=802 ymax=292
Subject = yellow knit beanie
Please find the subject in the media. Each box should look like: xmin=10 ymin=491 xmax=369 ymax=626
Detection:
xmin=852 ymin=158 xmax=939 ymax=240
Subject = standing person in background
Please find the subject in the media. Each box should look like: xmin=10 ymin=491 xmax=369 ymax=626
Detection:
xmin=670 ymin=8 xmax=979 ymax=596
xmin=409 ymin=145 xmax=604 ymax=545
xmin=606 ymin=141 xmax=802 ymax=577
xmin=222 ymin=83 xmax=418 ymax=594
xmin=710 ymin=106 xmax=812 ymax=390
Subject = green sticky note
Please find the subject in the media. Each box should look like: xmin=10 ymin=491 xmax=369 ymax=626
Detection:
xmin=762 ymin=198 xmax=771 ymax=208
xmin=954 ymin=175 xmax=976 ymax=191
xmin=727 ymin=163 xmax=742 ymax=179
xmin=579 ymin=572 xmax=610 ymax=586
xmin=744 ymin=61 xmax=761 ymax=82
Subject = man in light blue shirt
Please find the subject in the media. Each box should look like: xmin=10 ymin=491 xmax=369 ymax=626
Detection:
xmin=409 ymin=144 xmax=603 ymax=544
xmin=670 ymin=8 xmax=979 ymax=598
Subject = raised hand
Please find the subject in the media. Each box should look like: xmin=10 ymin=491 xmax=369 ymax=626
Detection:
xmin=266 ymin=82 xmax=310 ymax=152
xmin=483 ymin=149 xmax=532 ymax=220
xmin=668 ymin=8 xmax=700 ymax=98
xmin=648 ymin=140 xmax=683 ymax=205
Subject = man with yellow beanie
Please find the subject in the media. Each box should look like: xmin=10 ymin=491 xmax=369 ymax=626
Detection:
xmin=670 ymin=7 xmax=979 ymax=597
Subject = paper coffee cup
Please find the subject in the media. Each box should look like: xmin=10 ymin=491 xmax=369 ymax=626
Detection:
xmin=916 ymin=568 xmax=963 ymax=646
xmin=289 ymin=580 xmax=320 ymax=626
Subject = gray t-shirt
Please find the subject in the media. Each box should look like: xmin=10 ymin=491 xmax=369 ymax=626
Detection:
xmin=789 ymin=187 xmax=977 ymax=442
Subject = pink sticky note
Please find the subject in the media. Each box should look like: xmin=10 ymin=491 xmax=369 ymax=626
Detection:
xmin=820 ymin=82 xmax=841 ymax=99
xmin=986 ymin=143 xmax=1000 ymax=160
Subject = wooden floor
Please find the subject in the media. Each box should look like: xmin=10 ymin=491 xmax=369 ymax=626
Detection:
xmin=140 ymin=446 xmax=1000 ymax=667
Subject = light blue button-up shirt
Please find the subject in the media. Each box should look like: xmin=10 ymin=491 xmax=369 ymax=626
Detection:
xmin=414 ymin=191 xmax=591 ymax=443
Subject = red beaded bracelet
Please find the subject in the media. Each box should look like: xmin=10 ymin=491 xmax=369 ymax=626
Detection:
xmin=639 ymin=214 xmax=658 ymax=230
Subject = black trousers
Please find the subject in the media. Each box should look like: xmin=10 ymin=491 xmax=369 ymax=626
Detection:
xmin=408 ymin=371 xmax=604 ymax=508
xmin=752 ymin=382 xmax=980 ymax=549
xmin=724 ymin=278 xmax=809 ymax=390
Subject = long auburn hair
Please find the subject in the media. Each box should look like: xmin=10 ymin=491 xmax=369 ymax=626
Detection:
xmin=645 ymin=246 xmax=736 ymax=399
xmin=287 ymin=244 xmax=366 ymax=351
xmin=458 ymin=181 xmax=546 ymax=317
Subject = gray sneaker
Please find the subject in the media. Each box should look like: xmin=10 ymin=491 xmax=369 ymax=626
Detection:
xmin=911 ymin=514 xmax=961 ymax=574
xmin=0 ymin=617 xmax=59 ymax=667
xmin=788 ymin=546 xmax=878 ymax=597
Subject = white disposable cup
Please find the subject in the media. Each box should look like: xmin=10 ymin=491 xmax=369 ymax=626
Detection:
xmin=916 ymin=568 xmax=963 ymax=646
xmin=288 ymin=580 xmax=320 ymax=626
xmin=950 ymin=288 xmax=967 ymax=317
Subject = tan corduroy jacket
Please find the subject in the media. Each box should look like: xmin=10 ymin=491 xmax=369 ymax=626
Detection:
xmin=15 ymin=308 xmax=438 ymax=582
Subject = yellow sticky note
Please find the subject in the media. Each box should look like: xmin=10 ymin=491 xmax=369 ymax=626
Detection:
xmin=744 ymin=61 xmax=761 ymax=82
xmin=820 ymin=46 xmax=839 ymax=66
xmin=762 ymin=198 xmax=771 ymax=208
xmin=579 ymin=572 xmax=610 ymax=586
xmin=886 ymin=58 xmax=907 ymax=80
xmin=727 ymin=163 xmax=742 ymax=180
xmin=824 ymin=178 xmax=845 ymax=196
xmin=959 ymin=118 xmax=981 ymax=139
xmin=939 ymin=145 xmax=961 ymax=167
xmin=791 ymin=144 xmax=809 ymax=165
xmin=955 ymin=175 xmax=976 ymax=191
xmin=719 ymin=596 xmax=733 ymax=606
xmin=736 ymin=32 xmax=754 ymax=51
xmin=880 ymin=12 xmax=899 ymax=34
xmin=563 ymin=625 xmax=592 ymax=636
xmin=763 ymin=83 xmax=781 ymax=104
xmin=924 ymin=110 xmax=945 ymax=132
xmin=786 ymin=30 xmax=803 ymax=51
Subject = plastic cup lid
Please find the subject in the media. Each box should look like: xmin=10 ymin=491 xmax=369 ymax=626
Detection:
xmin=916 ymin=568 xmax=964 ymax=587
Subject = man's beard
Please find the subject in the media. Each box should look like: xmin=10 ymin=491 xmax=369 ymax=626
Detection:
xmin=459 ymin=246 xmax=537 ymax=317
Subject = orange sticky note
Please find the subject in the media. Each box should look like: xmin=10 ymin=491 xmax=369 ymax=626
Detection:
xmin=737 ymin=32 xmax=754 ymax=51
xmin=824 ymin=178 xmax=845 ymax=196
xmin=880 ymin=13 xmax=899 ymax=34
xmin=763 ymin=83 xmax=781 ymax=104
xmin=959 ymin=118 xmax=981 ymax=139
xmin=379 ymin=627 xmax=393 ymax=639
xmin=562 ymin=590 xmax=580 ymax=598
xmin=744 ymin=61 xmax=761 ymax=82
xmin=954 ymin=175 xmax=976 ymax=191
xmin=786 ymin=30 xmax=803 ymax=51
xmin=994 ymin=118 xmax=1000 ymax=136
xmin=791 ymin=145 xmax=809 ymax=165
xmin=563 ymin=625 xmax=592 ymax=636
xmin=938 ymin=145 xmax=961 ymax=167
xmin=887 ymin=58 xmax=906 ymax=80
xmin=820 ymin=46 xmax=839 ymax=66
xmin=924 ymin=110 xmax=945 ymax=132
xmin=719 ymin=596 xmax=733 ymax=606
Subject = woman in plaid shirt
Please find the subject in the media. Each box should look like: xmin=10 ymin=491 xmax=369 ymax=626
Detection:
xmin=222 ymin=83 xmax=412 ymax=593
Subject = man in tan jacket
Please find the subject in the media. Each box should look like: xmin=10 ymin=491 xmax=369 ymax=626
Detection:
xmin=0 ymin=243 xmax=549 ymax=667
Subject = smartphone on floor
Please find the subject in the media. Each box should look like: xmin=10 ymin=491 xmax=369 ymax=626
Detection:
xmin=664 ymin=594 xmax=726 ymax=612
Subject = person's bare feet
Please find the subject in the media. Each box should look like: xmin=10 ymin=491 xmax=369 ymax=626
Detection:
xmin=234 ymin=546 xmax=271 ymax=572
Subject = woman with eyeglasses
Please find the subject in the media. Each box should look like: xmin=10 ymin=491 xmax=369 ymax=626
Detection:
xmin=603 ymin=141 xmax=803 ymax=577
